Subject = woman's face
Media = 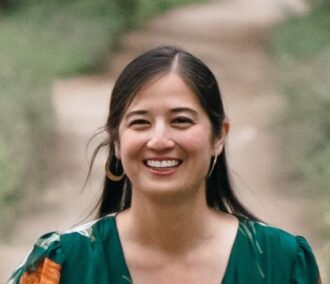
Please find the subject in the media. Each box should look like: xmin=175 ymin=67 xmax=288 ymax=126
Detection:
xmin=116 ymin=73 xmax=225 ymax=201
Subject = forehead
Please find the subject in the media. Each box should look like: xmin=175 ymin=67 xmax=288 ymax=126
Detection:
xmin=125 ymin=73 xmax=203 ymax=112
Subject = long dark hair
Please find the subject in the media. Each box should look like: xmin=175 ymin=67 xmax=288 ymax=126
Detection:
xmin=90 ymin=46 xmax=258 ymax=220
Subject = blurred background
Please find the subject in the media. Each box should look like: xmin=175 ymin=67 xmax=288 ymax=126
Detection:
xmin=0 ymin=0 xmax=329 ymax=281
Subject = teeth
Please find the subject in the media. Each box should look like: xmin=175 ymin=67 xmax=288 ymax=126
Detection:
xmin=146 ymin=160 xmax=180 ymax=168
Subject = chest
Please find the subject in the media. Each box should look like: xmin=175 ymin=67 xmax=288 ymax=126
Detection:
xmin=125 ymin=249 xmax=228 ymax=284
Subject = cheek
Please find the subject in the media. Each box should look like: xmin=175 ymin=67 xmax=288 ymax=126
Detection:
xmin=117 ymin=130 xmax=146 ymax=160
xmin=176 ymin=128 xmax=214 ymax=154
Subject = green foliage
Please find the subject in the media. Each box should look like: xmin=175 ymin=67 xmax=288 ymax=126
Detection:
xmin=2 ymin=1 xmax=127 ymax=76
xmin=271 ymin=1 xmax=330 ymax=275
xmin=272 ymin=5 xmax=330 ymax=58
xmin=271 ymin=3 xmax=330 ymax=192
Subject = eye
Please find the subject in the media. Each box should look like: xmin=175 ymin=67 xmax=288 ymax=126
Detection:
xmin=128 ymin=119 xmax=150 ymax=129
xmin=172 ymin=116 xmax=194 ymax=128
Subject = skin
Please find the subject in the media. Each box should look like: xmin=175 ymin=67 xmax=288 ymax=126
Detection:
xmin=115 ymin=73 xmax=237 ymax=284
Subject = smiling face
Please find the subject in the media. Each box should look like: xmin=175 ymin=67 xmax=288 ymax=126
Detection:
xmin=115 ymin=73 xmax=225 ymax=203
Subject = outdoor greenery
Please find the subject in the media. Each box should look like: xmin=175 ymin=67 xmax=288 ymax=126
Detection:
xmin=270 ymin=0 xmax=330 ymax=276
xmin=0 ymin=0 xmax=205 ymax=234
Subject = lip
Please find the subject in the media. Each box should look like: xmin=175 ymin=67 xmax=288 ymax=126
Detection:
xmin=143 ymin=157 xmax=182 ymax=176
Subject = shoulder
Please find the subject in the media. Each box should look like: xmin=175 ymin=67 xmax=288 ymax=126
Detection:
xmin=58 ymin=214 xmax=119 ymax=259
xmin=8 ymin=215 xmax=117 ymax=283
xmin=60 ymin=214 xmax=117 ymax=244
xmin=239 ymin=218 xmax=298 ymax=252
xmin=239 ymin=218 xmax=312 ymax=260
xmin=238 ymin=218 xmax=320 ymax=282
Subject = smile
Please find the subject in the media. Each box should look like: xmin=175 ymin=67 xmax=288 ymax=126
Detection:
xmin=144 ymin=160 xmax=181 ymax=169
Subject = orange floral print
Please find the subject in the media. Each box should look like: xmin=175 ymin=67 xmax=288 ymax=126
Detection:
xmin=20 ymin=258 xmax=61 ymax=284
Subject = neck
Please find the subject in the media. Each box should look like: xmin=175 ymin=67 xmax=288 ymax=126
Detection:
xmin=118 ymin=188 xmax=222 ymax=254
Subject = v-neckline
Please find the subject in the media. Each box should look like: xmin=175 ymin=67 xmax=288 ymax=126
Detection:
xmin=112 ymin=215 xmax=242 ymax=284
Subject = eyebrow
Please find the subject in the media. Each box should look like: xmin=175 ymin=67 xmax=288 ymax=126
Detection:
xmin=125 ymin=110 xmax=148 ymax=119
xmin=171 ymin=107 xmax=197 ymax=114
xmin=125 ymin=107 xmax=198 ymax=119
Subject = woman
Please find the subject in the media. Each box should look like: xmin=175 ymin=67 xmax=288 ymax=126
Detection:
xmin=9 ymin=46 xmax=320 ymax=283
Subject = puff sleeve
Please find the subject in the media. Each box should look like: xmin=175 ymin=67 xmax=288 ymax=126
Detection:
xmin=291 ymin=236 xmax=321 ymax=284
xmin=7 ymin=232 xmax=65 ymax=284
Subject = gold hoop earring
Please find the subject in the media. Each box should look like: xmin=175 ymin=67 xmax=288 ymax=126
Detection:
xmin=105 ymin=156 xmax=125 ymax=182
xmin=206 ymin=155 xmax=218 ymax=179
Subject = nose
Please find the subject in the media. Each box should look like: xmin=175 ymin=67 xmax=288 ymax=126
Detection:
xmin=146 ymin=123 xmax=175 ymax=151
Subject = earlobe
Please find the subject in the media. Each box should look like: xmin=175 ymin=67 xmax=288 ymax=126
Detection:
xmin=222 ymin=119 xmax=230 ymax=137
xmin=214 ymin=119 xmax=230 ymax=156
xmin=214 ymin=138 xmax=225 ymax=156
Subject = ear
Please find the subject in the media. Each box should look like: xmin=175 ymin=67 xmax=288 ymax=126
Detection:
xmin=114 ymin=141 xmax=121 ymax=159
xmin=213 ymin=119 xmax=230 ymax=156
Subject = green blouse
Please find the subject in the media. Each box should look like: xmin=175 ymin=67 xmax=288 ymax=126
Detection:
xmin=8 ymin=215 xmax=321 ymax=283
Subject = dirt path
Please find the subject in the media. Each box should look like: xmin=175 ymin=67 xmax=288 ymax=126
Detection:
xmin=2 ymin=0 xmax=322 ymax=281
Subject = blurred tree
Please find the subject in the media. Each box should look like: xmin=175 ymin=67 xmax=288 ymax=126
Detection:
xmin=114 ymin=0 xmax=139 ymax=28
xmin=0 ymin=0 xmax=10 ymax=10
xmin=0 ymin=0 xmax=21 ymax=12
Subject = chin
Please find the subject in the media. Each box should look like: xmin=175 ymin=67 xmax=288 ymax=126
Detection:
xmin=134 ymin=181 xmax=203 ymax=204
